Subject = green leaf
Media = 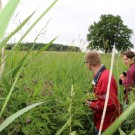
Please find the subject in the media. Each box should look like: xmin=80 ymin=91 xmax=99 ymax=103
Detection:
xmin=12 ymin=0 xmax=58 ymax=48
xmin=119 ymin=128 xmax=126 ymax=135
xmin=0 ymin=97 xmax=5 ymax=101
xmin=0 ymin=63 xmax=25 ymax=116
xmin=0 ymin=102 xmax=44 ymax=132
xmin=2 ymin=77 xmax=10 ymax=91
xmin=129 ymin=128 xmax=135 ymax=135
xmin=1 ymin=0 xmax=58 ymax=63
xmin=0 ymin=11 xmax=35 ymax=49
xmin=0 ymin=0 xmax=20 ymax=41
xmin=102 ymin=101 xmax=135 ymax=135
xmin=70 ymin=131 xmax=77 ymax=135
xmin=56 ymin=119 xmax=71 ymax=135
xmin=11 ymin=52 xmax=29 ymax=78
xmin=73 ymin=120 xmax=84 ymax=129
xmin=41 ymin=114 xmax=50 ymax=123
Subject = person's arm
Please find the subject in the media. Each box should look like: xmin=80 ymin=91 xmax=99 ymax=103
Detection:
xmin=88 ymin=78 xmax=118 ymax=111
xmin=122 ymin=70 xmax=134 ymax=92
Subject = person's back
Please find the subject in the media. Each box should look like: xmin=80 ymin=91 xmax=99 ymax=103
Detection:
xmin=92 ymin=69 xmax=121 ymax=131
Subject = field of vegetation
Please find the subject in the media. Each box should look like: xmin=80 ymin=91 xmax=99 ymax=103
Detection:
xmin=0 ymin=0 xmax=135 ymax=134
xmin=0 ymin=50 xmax=135 ymax=135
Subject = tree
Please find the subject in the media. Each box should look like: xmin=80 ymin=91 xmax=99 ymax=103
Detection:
xmin=87 ymin=14 xmax=133 ymax=53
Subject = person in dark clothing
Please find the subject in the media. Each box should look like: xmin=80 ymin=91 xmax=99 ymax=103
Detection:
xmin=84 ymin=51 xmax=121 ymax=135
xmin=119 ymin=50 xmax=135 ymax=104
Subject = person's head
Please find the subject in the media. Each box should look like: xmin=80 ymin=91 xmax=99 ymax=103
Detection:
xmin=122 ymin=50 xmax=135 ymax=66
xmin=84 ymin=51 xmax=101 ymax=71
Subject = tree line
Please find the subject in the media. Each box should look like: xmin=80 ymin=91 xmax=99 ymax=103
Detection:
xmin=6 ymin=43 xmax=81 ymax=52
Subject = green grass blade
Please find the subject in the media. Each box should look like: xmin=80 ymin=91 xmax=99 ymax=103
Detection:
xmin=102 ymin=101 xmax=135 ymax=135
xmin=55 ymin=119 xmax=71 ymax=135
xmin=0 ymin=48 xmax=33 ymax=117
xmin=0 ymin=11 xmax=35 ymax=49
xmin=119 ymin=128 xmax=126 ymax=135
xmin=13 ymin=0 xmax=58 ymax=49
xmin=0 ymin=0 xmax=20 ymax=41
xmin=70 ymin=131 xmax=77 ymax=135
xmin=0 ymin=98 xmax=5 ymax=101
xmin=129 ymin=129 xmax=135 ymax=135
xmin=0 ymin=102 xmax=44 ymax=132
xmin=1 ymin=0 xmax=58 ymax=64
xmin=0 ymin=69 xmax=21 ymax=117
xmin=11 ymin=52 xmax=29 ymax=78
xmin=2 ymin=77 xmax=10 ymax=91
xmin=0 ymin=51 xmax=31 ymax=116
xmin=19 ymin=0 xmax=58 ymax=41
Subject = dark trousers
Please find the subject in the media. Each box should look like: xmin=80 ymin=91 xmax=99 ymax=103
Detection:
xmin=94 ymin=129 xmax=99 ymax=135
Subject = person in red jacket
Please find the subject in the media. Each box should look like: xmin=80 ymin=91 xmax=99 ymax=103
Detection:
xmin=119 ymin=50 xmax=135 ymax=105
xmin=84 ymin=51 xmax=121 ymax=135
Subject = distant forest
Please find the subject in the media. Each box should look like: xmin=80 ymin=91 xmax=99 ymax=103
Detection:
xmin=6 ymin=43 xmax=81 ymax=52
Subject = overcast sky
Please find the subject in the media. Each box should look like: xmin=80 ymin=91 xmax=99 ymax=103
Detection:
xmin=2 ymin=0 xmax=135 ymax=50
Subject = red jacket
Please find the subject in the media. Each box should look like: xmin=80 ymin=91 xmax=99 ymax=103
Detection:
xmin=89 ymin=69 xmax=121 ymax=131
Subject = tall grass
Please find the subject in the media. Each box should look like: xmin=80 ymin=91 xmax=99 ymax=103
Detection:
xmin=0 ymin=0 xmax=135 ymax=134
xmin=1 ymin=49 xmax=135 ymax=134
xmin=0 ymin=0 xmax=58 ymax=133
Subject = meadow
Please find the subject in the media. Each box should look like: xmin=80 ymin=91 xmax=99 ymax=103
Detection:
xmin=0 ymin=50 xmax=135 ymax=135
xmin=0 ymin=0 xmax=135 ymax=134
